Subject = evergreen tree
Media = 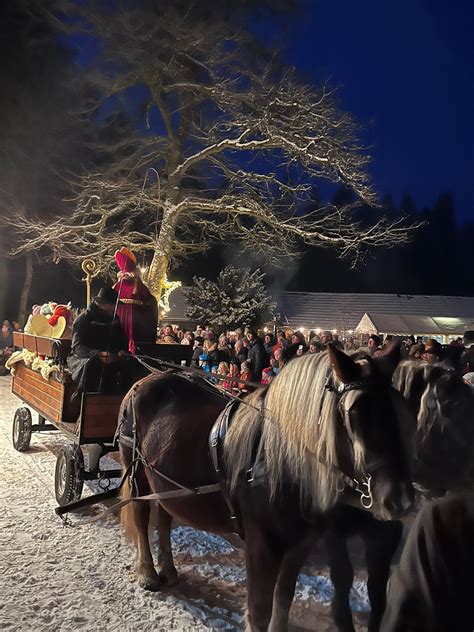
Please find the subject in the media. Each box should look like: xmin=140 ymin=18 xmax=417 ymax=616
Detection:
xmin=184 ymin=266 xmax=275 ymax=329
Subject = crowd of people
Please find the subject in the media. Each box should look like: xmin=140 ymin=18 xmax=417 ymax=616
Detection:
xmin=3 ymin=310 xmax=474 ymax=389
xmin=156 ymin=324 xmax=474 ymax=390
xmin=0 ymin=319 xmax=22 ymax=375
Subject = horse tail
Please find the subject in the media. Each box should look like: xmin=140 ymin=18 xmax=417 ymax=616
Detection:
xmin=120 ymin=475 xmax=136 ymax=543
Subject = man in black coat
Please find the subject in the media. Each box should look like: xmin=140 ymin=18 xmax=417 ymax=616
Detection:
xmin=246 ymin=329 xmax=267 ymax=382
xmin=67 ymin=287 xmax=138 ymax=397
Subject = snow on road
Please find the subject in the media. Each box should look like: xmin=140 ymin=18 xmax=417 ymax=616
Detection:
xmin=0 ymin=376 xmax=369 ymax=631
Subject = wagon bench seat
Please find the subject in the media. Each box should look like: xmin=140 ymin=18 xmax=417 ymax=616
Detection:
xmin=13 ymin=331 xmax=72 ymax=360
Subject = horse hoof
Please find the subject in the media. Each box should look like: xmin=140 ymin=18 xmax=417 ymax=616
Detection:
xmin=137 ymin=570 xmax=162 ymax=592
xmin=159 ymin=568 xmax=178 ymax=587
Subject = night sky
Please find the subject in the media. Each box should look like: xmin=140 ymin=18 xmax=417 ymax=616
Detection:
xmin=68 ymin=0 xmax=474 ymax=220
xmin=279 ymin=0 xmax=474 ymax=222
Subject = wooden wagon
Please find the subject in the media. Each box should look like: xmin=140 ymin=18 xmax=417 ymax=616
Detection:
xmin=11 ymin=332 xmax=192 ymax=505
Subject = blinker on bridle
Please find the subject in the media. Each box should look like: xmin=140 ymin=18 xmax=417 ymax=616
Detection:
xmin=318 ymin=370 xmax=378 ymax=509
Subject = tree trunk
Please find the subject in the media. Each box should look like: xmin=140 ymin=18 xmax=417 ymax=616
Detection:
xmin=147 ymin=205 xmax=179 ymax=303
xmin=147 ymin=251 xmax=169 ymax=303
xmin=0 ymin=255 xmax=8 ymax=321
xmin=17 ymin=253 xmax=34 ymax=326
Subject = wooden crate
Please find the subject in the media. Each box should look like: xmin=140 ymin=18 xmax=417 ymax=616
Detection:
xmin=11 ymin=363 xmax=75 ymax=423
xmin=80 ymin=394 xmax=124 ymax=442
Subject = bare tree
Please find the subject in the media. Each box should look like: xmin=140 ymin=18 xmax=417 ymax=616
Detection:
xmin=6 ymin=2 xmax=419 ymax=300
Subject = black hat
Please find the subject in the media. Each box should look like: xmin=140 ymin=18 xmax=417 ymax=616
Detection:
xmin=95 ymin=287 xmax=118 ymax=305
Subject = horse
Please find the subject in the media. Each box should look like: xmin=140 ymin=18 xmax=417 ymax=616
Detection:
xmin=393 ymin=360 xmax=474 ymax=493
xmin=326 ymin=359 xmax=474 ymax=632
xmin=118 ymin=343 xmax=414 ymax=632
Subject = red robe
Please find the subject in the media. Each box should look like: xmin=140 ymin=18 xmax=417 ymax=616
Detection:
xmin=113 ymin=250 xmax=157 ymax=353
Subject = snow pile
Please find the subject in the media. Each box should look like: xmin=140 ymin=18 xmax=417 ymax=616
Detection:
xmin=171 ymin=526 xmax=235 ymax=557
xmin=166 ymin=596 xmax=244 ymax=630
xmin=296 ymin=573 xmax=370 ymax=612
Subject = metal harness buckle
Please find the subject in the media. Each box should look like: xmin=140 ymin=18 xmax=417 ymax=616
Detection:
xmin=358 ymin=473 xmax=373 ymax=509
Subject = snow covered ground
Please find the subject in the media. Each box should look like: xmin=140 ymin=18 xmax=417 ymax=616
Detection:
xmin=0 ymin=376 xmax=369 ymax=631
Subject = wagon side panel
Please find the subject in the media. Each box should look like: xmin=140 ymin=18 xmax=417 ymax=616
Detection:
xmin=79 ymin=394 xmax=123 ymax=443
xmin=12 ymin=363 xmax=64 ymax=423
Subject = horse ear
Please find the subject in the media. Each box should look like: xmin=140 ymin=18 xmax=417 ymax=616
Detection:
xmin=373 ymin=339 xmax=402 ymax=378
xmin=328 ymin=343 xmax=361 ymax=383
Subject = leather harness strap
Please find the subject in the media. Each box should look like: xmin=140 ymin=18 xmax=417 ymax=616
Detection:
xmin=55 ymin=357 xmax=384 ymax=525
xmin=209 ymin=399 xmax=245 ymax=537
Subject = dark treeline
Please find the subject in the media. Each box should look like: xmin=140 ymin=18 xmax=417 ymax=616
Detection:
xmin=294 ymin=190 xmax=473 ymax=296
xmin=174 ymin=189 xmax=473 ymax=297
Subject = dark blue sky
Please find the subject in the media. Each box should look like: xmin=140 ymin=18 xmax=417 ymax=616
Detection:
xmin=70 ymin=1 xmax=474 ymax=222
xmin=281 ymin=0 xmax=474 ymax=221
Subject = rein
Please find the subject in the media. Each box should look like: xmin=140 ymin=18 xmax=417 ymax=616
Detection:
xmin=56 ymin=356 xmax=386 ymax=523
xmin=131 ymin=353 xmax=265 ymax=413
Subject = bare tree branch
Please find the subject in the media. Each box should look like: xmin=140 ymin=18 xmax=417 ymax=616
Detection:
xmin=3 ymin=1 xmax=421 ymax=296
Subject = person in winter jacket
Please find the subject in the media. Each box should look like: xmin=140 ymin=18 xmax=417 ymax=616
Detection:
xmin=191 ymin=336 xmax=204 ymax=368
xmin=216 ymin=334 xmax=232 ymax=364
xmin=232 ymin=338 xmax=248 ymax=367
xmin=246 ymin=329 xmax=267 ymax=382
xmin=239 ymin=360 xmax=253 ymax=392
xmin=263 ymin=333 xmax=276 ymax=359
xmin=202 ymin=338 xmax=218 ymax=371
xmin=274 ymin=330 xmax=289 ymax=353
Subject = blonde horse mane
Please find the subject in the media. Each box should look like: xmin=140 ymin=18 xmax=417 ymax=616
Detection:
xmin=393 ymin=360 xmax=441 ymax=433
xmin=224 ymin=351 xmax=367 ymax=512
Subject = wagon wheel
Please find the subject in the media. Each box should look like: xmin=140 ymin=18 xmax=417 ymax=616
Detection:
xmin=12 ymin=407 xmax=32 ymax=452
xmin=55 ymin=444 xmax=84 ymax=506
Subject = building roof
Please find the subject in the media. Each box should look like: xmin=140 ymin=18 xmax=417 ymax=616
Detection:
xmin=356 ymin=312 xmax=474 ymax=336
xmin=274 ymin=292 xmax=474 ymax=333
xmin=165 ymin=288 xmax=474 ymax=334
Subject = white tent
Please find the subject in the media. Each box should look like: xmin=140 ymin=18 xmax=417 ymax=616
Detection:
xmin=355 ymin=312 xmax=473 ymax=337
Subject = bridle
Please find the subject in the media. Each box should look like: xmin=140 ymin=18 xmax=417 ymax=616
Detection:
xmin=309 ymin=371 xmax=392 ymax=510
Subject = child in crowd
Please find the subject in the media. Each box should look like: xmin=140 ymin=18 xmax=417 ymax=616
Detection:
xmin=239 ymin=360 xmax=253 ymax=392
xmin=223 ymin=362 xmax=240 ymax=392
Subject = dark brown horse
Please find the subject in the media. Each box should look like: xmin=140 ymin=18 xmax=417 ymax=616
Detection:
xmin=327 ymin=359 xmax=474 ymax=632
xmin=118 ymin=344 xmax=413 ymax=631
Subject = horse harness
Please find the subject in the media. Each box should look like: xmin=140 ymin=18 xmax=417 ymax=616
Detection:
xmin=117 ymin=389 xmax=248 ymax=537
xmin=114 ymin=363 xmax=381 ymax=538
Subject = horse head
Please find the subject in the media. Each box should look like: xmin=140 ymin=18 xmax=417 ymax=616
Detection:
xmin=432 ymin=370 xmax=473 ymax=421
xmin=410 ymin=364 xmax=474 ymax=492
xmin=328 ymin=341 xmax=415 ymax=519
